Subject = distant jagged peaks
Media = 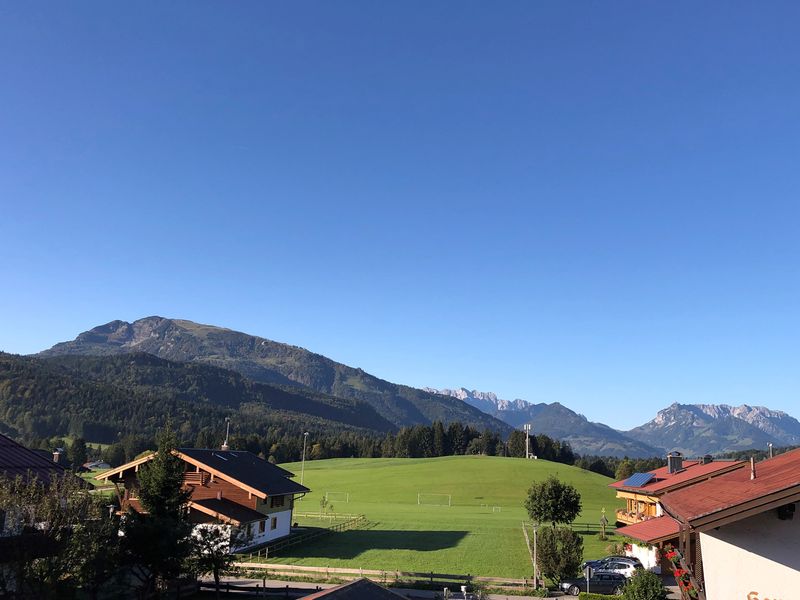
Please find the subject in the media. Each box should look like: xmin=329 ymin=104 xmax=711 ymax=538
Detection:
xmin=426 ymin=387 xmax=661 ymax=458
xmin=627 ymin=402 xmax=800 ymax=455
xmin=430 ymin=388 xmax=800 ymax=458
xmin=422 ymin=387 xmax=529 ymax=411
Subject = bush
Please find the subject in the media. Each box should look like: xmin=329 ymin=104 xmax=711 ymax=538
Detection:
xmin=579 ymin=594 xmax=623 ymax=600
xmin=623 ymin=569 xmax=667 ymax=600
xmin=532 ymin=587 xmax=550 ymax=597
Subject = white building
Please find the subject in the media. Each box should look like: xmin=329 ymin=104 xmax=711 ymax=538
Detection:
xmin=661 ymin=448 xmax=800 ymax=600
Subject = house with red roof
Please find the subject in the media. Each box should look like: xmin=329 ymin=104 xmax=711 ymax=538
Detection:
xmin=609 ymin=452 xmax=744 ymax=573
xmin=96 ymin=447 xmax=310 ymax=551
xmin=660 ymin=448 xmax=800 ymax=600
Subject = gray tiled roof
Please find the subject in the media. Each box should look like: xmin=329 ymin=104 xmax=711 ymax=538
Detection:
xmin=179 ymin=448 xmax=309 ymax=496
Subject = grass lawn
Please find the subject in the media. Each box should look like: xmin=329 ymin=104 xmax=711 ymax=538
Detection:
xmin=80 ymin=469 xmax=116 ymax=495
xmin=264 ymin=456 xmax=623 ymax=579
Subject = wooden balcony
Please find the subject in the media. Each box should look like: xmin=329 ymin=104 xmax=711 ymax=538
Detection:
xmin=183 ymin=471 xmax=209 ymax=486
xmin=616 ymin=508 xmax=648 ymax=525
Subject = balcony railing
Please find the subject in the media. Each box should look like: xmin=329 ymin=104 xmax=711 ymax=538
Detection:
xmin=615 ymin=509 xmax=652 ymax=524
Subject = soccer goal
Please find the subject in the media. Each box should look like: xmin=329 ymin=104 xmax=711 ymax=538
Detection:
xmin=325 ymin=491 xmax=350 ymax=503
xmin=417 ymin=493 xmax=452 ymax=507
xmin=492 ymin=506 xmax=502 ymax=513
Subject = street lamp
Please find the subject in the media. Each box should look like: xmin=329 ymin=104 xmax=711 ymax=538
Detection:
xmin=300 ymin=432 xmax=309 ymax=486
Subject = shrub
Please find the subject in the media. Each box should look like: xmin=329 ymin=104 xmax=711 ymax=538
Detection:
xmin=532 ymin=587 xmax=550 ymax=597
xmin=579 ymin=594 xmax=623 ymax=600
xmin=622 ymin=569 xmax=667 ymax=600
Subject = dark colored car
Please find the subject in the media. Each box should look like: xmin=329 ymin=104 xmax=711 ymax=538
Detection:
xmin=559 ymin=572 xmax=627 ymax=596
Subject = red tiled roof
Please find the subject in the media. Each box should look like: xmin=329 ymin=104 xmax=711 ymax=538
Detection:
xmin=661 ymin=448 xmax=800 ymax=525
xmin=610 ymin=459 xmax=745 ymax=494
xmin=615 ymin=516 xmax=680 ymax=544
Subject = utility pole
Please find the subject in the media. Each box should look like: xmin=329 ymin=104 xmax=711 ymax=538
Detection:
xmin=523 ymin=424 xmax=532 ymax=458
xmin=221 ymin=417 xmax=231 ymax=451
xmin=532 ymin=523 xmax=538 ymax=588
xmin=300 ymin=432 xmax=309 ymax=486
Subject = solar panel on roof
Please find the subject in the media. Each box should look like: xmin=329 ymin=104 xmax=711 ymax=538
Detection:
xmin=624 ymin=472 xmax=655 ymax=487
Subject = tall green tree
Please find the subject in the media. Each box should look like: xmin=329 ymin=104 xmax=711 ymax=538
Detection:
xmin=615 ymin=458 xmax=635 ymax=481
xmin=508 ymin=430 xmax=527 ymax=458
xmin=69 ymin=437 xmax=88 ymax=470
xmin=536 ymin=526 xmax=584 ymax=584
xmin=121 ymin=422 xmax=192 ymax=598
xmin=432 ymin=421 xmax=447 ymax=456
xmin=524 ymin=475 xmax=582 ymax=527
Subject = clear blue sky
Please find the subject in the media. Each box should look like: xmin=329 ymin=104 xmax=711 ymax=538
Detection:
xmin=1 ymin=2 xmax=798 ymax=430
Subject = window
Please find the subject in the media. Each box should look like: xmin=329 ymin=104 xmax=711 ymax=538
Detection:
xmin=270 ymin=495 xmax=285 ymax=508
xmin=270 ymin=517 xmax=277 ymax=530
xmin=259 ymin=520 xmax=266 ymax=533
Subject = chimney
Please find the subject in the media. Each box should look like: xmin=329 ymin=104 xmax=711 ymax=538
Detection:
xmin=52 ymin=450 xmax=61 ymax=464
xmin=667 ymin=451 xmax=684 ymax=474
xmin=701 ymin=454 xmax=713 ymax=465
xmin=751 ymin=456 xmax=757 ymax=480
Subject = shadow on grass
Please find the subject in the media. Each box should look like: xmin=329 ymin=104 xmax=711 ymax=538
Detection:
xmin=276 ymin=529 xmax=469 ymax=560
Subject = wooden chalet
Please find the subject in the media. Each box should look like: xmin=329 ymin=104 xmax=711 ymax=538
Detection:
xmin=96 ymin=447 xmax=310 ymax=551
xmin=609 ymin=451 xmax=745 ymax=574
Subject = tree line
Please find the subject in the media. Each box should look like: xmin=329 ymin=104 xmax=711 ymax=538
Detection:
xmin=33 ymin=422 xmax=585 ymax=470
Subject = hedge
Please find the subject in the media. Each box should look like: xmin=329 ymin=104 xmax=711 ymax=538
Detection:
xmin=578 ymin=594 xmax=623 ymax=600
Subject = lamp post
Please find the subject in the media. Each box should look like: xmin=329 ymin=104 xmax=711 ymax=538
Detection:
xmin=300 ymin=432 xmax=309 ymax=486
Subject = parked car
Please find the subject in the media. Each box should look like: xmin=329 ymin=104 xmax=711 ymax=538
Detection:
xmin=595 ymin=559 xmax=642 ymax=579
xmin=581 ymin=555 xmax=643 ymax=571
xmin=560 ymin=572 xmax=627 ymax=596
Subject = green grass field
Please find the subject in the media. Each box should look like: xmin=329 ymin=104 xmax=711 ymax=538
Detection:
xmin=266 ymin=456 xmax=623 ymax=578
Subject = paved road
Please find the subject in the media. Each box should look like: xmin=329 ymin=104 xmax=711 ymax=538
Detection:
xmin=204 ymin=575 xmax=681 ymax=599
xmin=202 ymin=576 xmax=549 ymax=599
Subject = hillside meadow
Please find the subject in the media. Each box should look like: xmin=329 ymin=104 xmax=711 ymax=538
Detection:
xmin=266 ymin=455 xmax=623 ymax=578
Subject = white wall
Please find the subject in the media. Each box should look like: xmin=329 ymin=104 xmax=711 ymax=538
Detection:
xmin=700 ymin=508 xmax=800 ymax=600
xmin=234 ymin=507 xmax=293 ymax=551
xmin=627 ymin=543 xmax=660 ymax=574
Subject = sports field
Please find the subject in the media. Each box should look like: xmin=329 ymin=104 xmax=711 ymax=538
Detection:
xmin=268 ymin=456 xmax=623 ymax=578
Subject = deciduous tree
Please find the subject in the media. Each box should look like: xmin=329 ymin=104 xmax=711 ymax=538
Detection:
xmin=524 ymin=475 xmax=582 ymax=527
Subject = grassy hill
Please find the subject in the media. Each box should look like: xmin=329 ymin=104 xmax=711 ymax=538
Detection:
xmin=270 ymin=455 xmax=623 ymax=578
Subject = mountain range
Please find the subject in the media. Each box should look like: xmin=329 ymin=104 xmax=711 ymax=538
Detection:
xmin=39 ymin=317 xmax=510 ymax=434
xmin=5 ymin=316 xmax=794 ymax=458
xmin=428 ymin=387 xmax=800 ymax=457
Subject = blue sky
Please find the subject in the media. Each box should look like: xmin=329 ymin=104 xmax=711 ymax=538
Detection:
xmin=1 ymin=2 xmax=798 ymax=430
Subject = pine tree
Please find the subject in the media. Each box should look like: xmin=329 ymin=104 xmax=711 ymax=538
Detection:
xmin=122 ymin=422 xmax=192 ymax=597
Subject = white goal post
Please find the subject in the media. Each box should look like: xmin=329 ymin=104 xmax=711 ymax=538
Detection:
xmin=492 ymin=506 xmax=502 ymax=513
xmin=324 ymin=491 xmax=350 ymax=503
xmin=417 ymin=493 xmax=452 ymax=507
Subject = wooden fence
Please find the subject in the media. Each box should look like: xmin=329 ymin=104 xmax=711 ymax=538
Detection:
xmin=232 ymin=562 xmax=536 ymax=590
xmin=198 ymin=580 xmax=322 ymax=598
xmin=240 ymin=515 xmax=368 ymax=562
xmin=293 ymin=511 xmax=360 ymax=522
